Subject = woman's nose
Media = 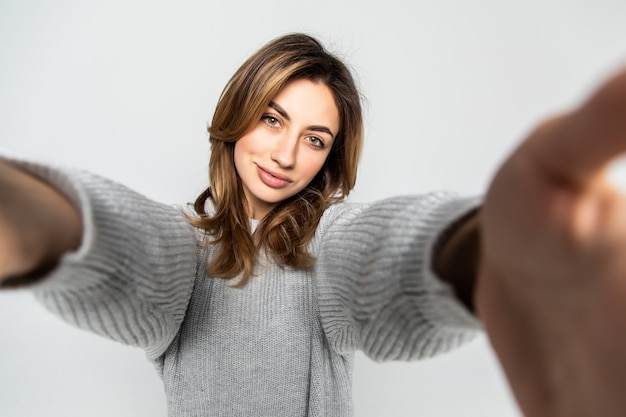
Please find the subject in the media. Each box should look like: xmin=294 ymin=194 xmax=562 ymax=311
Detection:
xmin=270 ymin=134 xmax=298 ymax=168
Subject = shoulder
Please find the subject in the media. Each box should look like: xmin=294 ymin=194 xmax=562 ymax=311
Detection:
xmin=315 ymin=193 xmax=477 ymax=242
xmin=318 ymin=200 xmax=367 ymax=231
xmin=318 ymin=194 xmax=449 ymax=229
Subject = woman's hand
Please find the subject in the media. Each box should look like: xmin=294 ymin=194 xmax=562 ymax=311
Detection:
xmin=477 ymin=68 xmax=626 ymax=417
xmin=0 ymin=161 xmax=82 ymax=286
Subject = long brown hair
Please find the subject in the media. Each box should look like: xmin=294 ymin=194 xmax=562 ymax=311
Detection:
xmin=189 ymin=33 xmax=363 ymax=287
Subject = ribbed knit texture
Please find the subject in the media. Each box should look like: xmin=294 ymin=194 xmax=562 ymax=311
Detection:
xmin=3 ymin=154 xmax=481 ymax=417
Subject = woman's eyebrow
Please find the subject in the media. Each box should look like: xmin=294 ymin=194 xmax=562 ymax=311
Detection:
xmin=309 ymin=126 xmax=335 ymax=139
xmin=268 ymin=101 xmax=335 ymax=139
xmin=269 ymin=101 xmax=290 ymax=120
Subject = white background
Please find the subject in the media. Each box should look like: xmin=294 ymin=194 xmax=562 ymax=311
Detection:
xmin=1 ymin=0 xmax=625 ymax=416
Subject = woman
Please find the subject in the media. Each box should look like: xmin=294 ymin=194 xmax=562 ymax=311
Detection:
xmin=2 ymin=33 xmax=626 ymax=417
xmin=0 ymin=33 xmax=480 ymax=416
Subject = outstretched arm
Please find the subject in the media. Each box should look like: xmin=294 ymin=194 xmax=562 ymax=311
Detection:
xmin=433 ymin=207 xmax=481 ymax=313
xmin=0 ymin=157 xmax=199 ymax=357
xmin=478 ymin=67 xmax=626 ymax=417
xmin=0 ymin=160 xmax=82 ymax=286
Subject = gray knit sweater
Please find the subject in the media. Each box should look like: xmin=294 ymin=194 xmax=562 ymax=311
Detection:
xmin=6 ymin=156 xmax=480 ymax=417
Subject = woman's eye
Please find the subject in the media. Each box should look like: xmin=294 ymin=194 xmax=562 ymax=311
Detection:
xmin=307 ymin=136 xmax=325 ymax=149
xmin=262 ymin=115 xmax=280 ymax=127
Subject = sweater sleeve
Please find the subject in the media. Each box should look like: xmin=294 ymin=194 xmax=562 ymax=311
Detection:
xmin=315 ymin=192 xmax=481 ymax=362
xmin=1 ymin=154 xmax=199 ymax=359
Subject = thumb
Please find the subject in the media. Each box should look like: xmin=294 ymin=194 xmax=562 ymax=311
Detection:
xmin=526 ymin=67 xmax=626 ymax=186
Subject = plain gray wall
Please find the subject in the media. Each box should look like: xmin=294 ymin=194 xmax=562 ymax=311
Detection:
xmin=1 ymin=0 xmax=625 ymax=416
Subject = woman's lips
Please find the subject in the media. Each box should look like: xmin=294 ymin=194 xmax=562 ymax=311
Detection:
xmin=257 ymin=165 xmax=292 ymax=188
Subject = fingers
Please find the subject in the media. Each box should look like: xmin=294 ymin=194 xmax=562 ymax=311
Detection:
xmin=525 ymin=67 xmax=626 ymax=187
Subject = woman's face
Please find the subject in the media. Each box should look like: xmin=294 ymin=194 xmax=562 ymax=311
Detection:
xmin=234 ymin=78 xmax=340 ymax=219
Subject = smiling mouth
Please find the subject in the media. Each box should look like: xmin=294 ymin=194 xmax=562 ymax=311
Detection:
xmin=257 ymin=165 xmax=292 ymax=188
